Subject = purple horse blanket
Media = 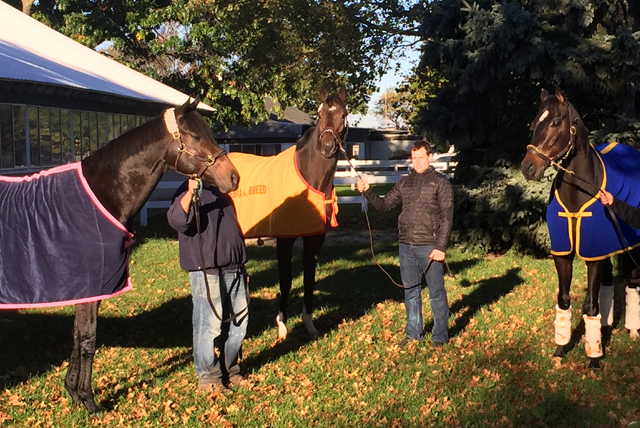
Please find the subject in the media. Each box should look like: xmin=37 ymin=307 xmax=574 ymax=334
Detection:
xmin=0 ymin=163 xmax=134 ymax=309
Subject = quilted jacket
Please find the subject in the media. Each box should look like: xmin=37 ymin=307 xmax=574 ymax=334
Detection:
xmin=364 ymin=166 xmax=454 ymax=251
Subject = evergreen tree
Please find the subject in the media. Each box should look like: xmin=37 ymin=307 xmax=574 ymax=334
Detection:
xmin=414 ymin=0 xmax=640 ymax=177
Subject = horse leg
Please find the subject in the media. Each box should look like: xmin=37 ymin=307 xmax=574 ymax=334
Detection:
xmin=553 ymin=255 xmax=574 ymax=358
xmin=64 ymin=301 xmax=100 ymax=413
xmin=276 ymin=237 xmax=295 ymax=339
xmin=300 ymin=234 xmax=325 ymax=338
xmin=624 ymin=250 xmax=640 ymax=338
xmin=583 ymin=260 xmax=606 ymax=369
xmin=599 ymin=258 xmax=614 ymax=327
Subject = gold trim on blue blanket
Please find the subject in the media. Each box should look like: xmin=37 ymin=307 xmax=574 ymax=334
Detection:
xmin=548 ymin=143 xmax=640 ymax=261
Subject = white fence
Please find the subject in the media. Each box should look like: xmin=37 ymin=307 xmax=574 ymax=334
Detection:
xmin=139 ymin=157 xmax=456 ymax=226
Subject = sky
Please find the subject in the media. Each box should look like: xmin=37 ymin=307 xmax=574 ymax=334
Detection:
xmin=348 ymin=47 xmax=421 ymax=129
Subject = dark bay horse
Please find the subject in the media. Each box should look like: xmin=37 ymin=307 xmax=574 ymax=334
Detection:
xmin=277 ymin=86 xmax=347 ymax=339
xmin=228 ymin=86 xmax=347 ymax=339
xmin=1 ymin=98 xmax=239 ymax=412
xmin=521 ymin=87 xmax=640 ymax=368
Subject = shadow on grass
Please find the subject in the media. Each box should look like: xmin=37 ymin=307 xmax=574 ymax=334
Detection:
xmin=446 ymin=267 xmax=524 ymax=339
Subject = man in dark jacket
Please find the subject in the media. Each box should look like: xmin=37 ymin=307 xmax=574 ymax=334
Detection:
xmin=600 ymin=189 xmax=640 ymax=228
xmin=167 ymin=178 xmax=249 ymax=394
xmin=357 ymin=140 xmax=454 ymax=347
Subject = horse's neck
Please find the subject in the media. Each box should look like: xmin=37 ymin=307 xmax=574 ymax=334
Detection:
xmin=81 ymin=118 xmax=170 ymax=229
xmin=556 ymin=128 xmax=602 ymax=210
xmin=296 ymin=127 xmax=338 ymax=196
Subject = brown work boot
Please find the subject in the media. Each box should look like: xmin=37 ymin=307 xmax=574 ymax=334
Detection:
xmin=228 ymin=374 xmax=254 ymax=389
xmin=198 ymin=379 xmax=231 ymax=395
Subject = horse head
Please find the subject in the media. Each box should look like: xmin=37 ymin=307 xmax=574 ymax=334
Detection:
xmin=317 ymin=84 xmax=348 ymax=159
xmin=521 ymin=86 xmax=579 ymax=181
xmin=169 ymin=98 xmax=239 ymax=193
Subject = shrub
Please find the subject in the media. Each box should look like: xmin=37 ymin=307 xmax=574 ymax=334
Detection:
xmin=451 ymin=161 xmax=555 ymax=255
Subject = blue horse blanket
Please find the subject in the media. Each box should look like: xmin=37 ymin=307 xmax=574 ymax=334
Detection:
xmin=0 ymin=163 xmax=133 ymax=309
xmin=547 ymin=142 xmax=640 ymax=261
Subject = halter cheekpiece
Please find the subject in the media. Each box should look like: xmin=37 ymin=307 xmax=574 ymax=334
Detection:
xmin=163 ymin=107 xmax=227 ymax=179
xmin=526 ymin=105 xmax=578 ymax=175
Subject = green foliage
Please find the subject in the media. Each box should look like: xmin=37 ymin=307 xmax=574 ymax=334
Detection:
xmin=372 ymin=88 xmax=414 ymax=129
xmin=451 ymin=162 xmax=555 ymax=254
xmin=413 ymin=0 xmax=640 ymax=170
xmin=27 ymin=0 xmax=421 ymax=126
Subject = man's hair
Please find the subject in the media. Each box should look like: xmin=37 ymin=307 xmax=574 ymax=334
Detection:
xmin=411 ymin=140 xmax=436 ymax=154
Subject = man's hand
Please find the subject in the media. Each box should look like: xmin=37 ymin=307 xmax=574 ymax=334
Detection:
xmin=356 ymin=178 xmax=370 ymax=193
xmin=180 ymin=179 xmax=201 ymax=213
xmin=599 ymin=189 xmax=614 ymax=206
xmin=430 ymin=249 xmax=445 ymax=262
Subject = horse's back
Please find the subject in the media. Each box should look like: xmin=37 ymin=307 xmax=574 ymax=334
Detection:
xmin=228 ymin=148 xmax=331 ymax=238
xmin=0 ymin=164 xmax=132 ymax=308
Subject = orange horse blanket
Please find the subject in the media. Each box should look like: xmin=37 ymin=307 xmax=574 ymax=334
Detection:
xmin=228 ymin=147 xmax=338 ymax=238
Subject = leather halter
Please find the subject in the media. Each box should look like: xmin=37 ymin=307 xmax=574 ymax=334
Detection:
xmin=318 ymin=112 xmax=348 ymax=159
xmin=163 ymin=108 xmax=227 ymax=179
xmin=526 ymin=104 xmax=578 ymax=174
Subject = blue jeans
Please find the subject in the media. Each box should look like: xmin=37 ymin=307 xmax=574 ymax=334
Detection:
xmin=189 ymin=270 xmax=248 ymax=383
xmin=399 ymin=244 xmax=449 ymax=343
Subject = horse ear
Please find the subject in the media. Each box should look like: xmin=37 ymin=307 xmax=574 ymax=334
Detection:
xmin=338 ymin=85 xmax=347 ymax=104
xmin=541 ymin=88 xmax=549 ymax=101
xmin=319 ymin=84 xmax=328 ymax=103
xmin=555 ymin=85 xmax=565 ymax=103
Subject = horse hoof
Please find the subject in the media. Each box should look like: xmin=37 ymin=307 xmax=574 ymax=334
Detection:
xmin=301 ymin=314 xmax=319 ymax=338
xmin=630 ymin=329 xmax=639 ymax=340
xmin=276 ymin=312 xmax=287 ymax=340
xmin=588 ymin=358 xmax=601 ymax=370
xmin=81 ymin=398 xmax=99 ymax=414
xmin=553 ymin=346 xmax=565 ymax=358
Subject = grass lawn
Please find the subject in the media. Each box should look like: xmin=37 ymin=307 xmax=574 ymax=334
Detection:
xmin=2 ymin=210 xmax=640 ymax=427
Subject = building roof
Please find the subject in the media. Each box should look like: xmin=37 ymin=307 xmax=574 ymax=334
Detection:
xmin=0 ymin=2 xmax=212 ymax=111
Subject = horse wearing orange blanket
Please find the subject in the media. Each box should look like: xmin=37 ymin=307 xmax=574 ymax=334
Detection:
xmin=229 ymin=85 xmax=347 ymax=338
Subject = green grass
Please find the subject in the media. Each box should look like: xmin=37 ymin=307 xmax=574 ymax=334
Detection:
xmin=2 ymin=218 xmax=640 ymax=427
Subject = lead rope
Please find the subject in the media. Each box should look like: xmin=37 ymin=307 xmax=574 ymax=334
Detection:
xmin=336 ymin=145 xmax=455 ymax=288
xmin=192 ymin=178 xmax=249 ymax=323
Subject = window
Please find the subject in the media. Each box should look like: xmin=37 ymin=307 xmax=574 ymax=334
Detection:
xmin=0 ymin=105 xmax=13 ymax=169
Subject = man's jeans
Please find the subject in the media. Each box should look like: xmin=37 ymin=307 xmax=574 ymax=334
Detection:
xmin=399 ymin=243 xmax=449 ymax=343
xmin=189 ymin=270 xmax=248 ymax=383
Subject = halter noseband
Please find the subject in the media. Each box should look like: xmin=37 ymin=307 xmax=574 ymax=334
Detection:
xmin=526 ymin=105 xmax=578 ymax=174
xmin=318 ymin=114 xmax=348 ymax=159
xmin=163 ymin=108 xmax=227 ymax=179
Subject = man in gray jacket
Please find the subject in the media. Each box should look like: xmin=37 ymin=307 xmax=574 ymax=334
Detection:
xmin=357 ymin=140 xmax=454 ymax=347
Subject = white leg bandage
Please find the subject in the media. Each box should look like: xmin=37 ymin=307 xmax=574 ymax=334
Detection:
xmin=276 ymin=311 xmax=287 ymax=340
xmin=599 ymin=285 xmax=614 ymax=327
xmin=554 ymin=306 xmax=572 ymax=346
xmin=583 ymin=314 xmax=603 ymax=358
xmin=302 ymin=304 xmax=319 ymax=337
xmin=625 ymin=286 xmax=640 ymax=339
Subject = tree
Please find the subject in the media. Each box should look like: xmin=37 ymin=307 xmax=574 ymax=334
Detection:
xmin=373 ymin=88 xmax=414 ymax=129
xmin=412 ymin=0 xmax=640 ymax=177
xmin=7 ymin=0 xmax=425 ymax=127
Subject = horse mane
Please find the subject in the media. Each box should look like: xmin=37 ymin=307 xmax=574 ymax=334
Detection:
xmin=83 ymin=115 xmax=165 ymax=169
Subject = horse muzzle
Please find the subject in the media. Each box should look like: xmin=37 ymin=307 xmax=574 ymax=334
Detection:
xmin=521 ymin=155 xmax=547 ymax=181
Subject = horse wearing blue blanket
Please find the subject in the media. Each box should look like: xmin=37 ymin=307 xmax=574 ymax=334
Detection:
xmin=521 ymin=87 xmax=640 ymax=369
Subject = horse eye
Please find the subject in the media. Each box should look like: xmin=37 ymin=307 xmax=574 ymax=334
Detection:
xmin=193 ymin=134 xmax=202 ymax=141
xmin=552 ymin=118 xmax=561 ymax=126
